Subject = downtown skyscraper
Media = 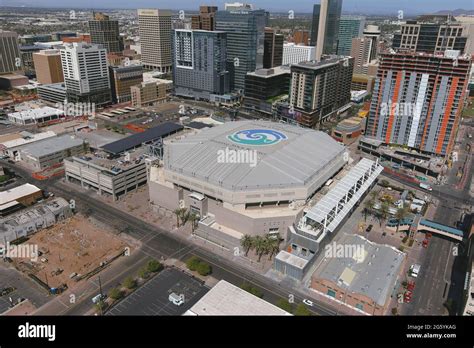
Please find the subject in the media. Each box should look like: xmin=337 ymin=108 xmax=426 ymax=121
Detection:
xmin=88 ymin=12 xmax=123 ymax=54
xmin=215 ymin=6 xmax=266 ymax=91
xmin=137 ymin=9 xmax=172 ymax=73
xmin=310 ymin=0 xmax=343 ymax=56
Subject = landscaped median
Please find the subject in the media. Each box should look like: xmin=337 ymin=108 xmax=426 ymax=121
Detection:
xmin=185 ymin=256 xmax=212 ymax=276
xmin=94 ymin=259 xmax=164 ymax=315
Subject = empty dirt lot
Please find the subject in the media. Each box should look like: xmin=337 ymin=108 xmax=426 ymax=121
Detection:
xmin=13 ymin=214 xmax=136 ymax=289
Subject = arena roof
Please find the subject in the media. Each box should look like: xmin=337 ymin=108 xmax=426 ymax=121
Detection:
xmin=164 ymin=120 xmax=345 ymax=191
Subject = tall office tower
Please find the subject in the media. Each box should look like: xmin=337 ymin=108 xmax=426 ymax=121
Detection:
xmin=88 ymin=12 xmax=123 ymax=54
xmin=288 ymin=56 xmax=353 ymax=127
xmin=215 ymin=7 xmax=266 ymax=91
xmin=293 ymin=30 xmax=310 ymax=45
xmin=137 ymin=9 xmax=173 ymax=72
xmin=351 ymin=25 xmax=380 ymax=75
xmin=60 ymin=43 xmax=111 ymax=106
xmin=282 ymin=43 xmax=316 ymax=65
xmin=392 ymin=17 xmax=468 ymax=54
xmin=365 ymin=51 xmax=471 ymax=156
xmin=173 ymin=30 xmax=230 ymax=100
xmin=310 ymin=0 xmax=343 ymax=57
xmin=224 ymin=2 xmax=253 ymax=11
xmin=33 ymin=49 xmax=64 ymax=84
xmin=191 ymin=6 xmax=218 ymax=31
xmin=109 ymin=64 xmax=143 ymax=103
xmin=337 ymin=16 xmax=365 ymax=56
xmin=0 ymin=31 xmax=21 ymax=74
xmin=263 ymin=28 xmax=283 ymax=68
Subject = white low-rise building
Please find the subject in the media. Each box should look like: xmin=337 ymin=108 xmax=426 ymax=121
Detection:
xmin=7 ymin=106 xmax=63 ymax=125
xmin=282 ymin=43 xmax=316 ymax=65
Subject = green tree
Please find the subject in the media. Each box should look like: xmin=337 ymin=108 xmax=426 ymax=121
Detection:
xmin=123 ymin=276 xmax=136 ymax=289
xmin=180 ymin=210 xmax=190 ymax=227
xmin=240 ymin=235 xmax=254 ymax=256
xmin=379 ymin=201 xmax=390 ymax=227
xmin=395 ymin=204 xmax=409 ymax=233
xmin=363 ymin=199 xmax=374 ymax=222
xmin=186 ymin=256 xmax=201 ymax=271
xmin=196 ymin=262 xmax=212 ymax=276
xmin=188 ymin=213 xmax=199 ymax=233
xmin=173 ymin=208 xmax=183 ymax=227
xmin=267 ymin=236 xmax=281 ymax=260
xmin=108 ymin=288 xmax=123 ymax=300
xmin=253 ymin=236 xmax=267 ymax=262
xmin=294 ymin=303 xmax=312 ymax=316
xmin=95 ymin=300 xmax=107 ymax=314
xmin=138 ymin=267 xmax=150 ymax=279
xmin=146 ymin=259 xmax=163 ymax=273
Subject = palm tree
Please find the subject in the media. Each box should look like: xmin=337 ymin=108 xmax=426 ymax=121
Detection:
xmin=363 ymin=199 xmax=374 ymax=222
xmin=173 ymin=208 xmax=182 ymax=227
xmin=395 ymin=204 xmax=409 ymax=233
xmin=189 ymin=213 xmax=199 ymax=234
xmin=267 ymin=235 xmax=281 ymax=260
xmin=253 ymin=236 xmax=267 ymax=262
xmin=180 ymin=210 xmax=190 ymax=227
xmin=240 ymin=235 xmax=253 ymax=256
xmin=379 ymin=201 xmax=390 ymax=227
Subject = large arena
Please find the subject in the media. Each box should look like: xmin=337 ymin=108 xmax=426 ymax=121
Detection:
xmin=149 ymin=120 xmax=348 ymax=245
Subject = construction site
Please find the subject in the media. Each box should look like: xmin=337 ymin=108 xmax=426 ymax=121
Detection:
xmin=12 ymin=214 xmax=136 ymax=290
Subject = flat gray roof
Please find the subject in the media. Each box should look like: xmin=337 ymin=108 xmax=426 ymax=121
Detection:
xmin=184 ymin=280 xmax=291 ymax=316
xmin=20 ymin=134 xmax=84 ymax=158
xmin=313 ymin=234 xmax=405 ymax=306
xmin=165 ymin=120 xmax=345 ymax=191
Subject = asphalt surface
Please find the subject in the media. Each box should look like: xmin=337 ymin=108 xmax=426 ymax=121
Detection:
xmin=107 ymin=268 xmax=209 ymax=316
xmin=0 ymin=160 xmax=337 ymax=316
xmin=0 ymin=266 xmax=50 ymax=314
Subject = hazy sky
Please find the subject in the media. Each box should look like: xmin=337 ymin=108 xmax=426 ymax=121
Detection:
xmin=3 ymin=0 xmax=473 ymax=14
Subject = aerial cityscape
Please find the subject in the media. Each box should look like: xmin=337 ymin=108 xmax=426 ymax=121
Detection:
xmin=0 ymin=0 xmax=472 ymax=345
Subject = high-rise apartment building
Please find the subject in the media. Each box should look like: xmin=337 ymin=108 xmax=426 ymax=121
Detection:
xmin=33 ymin=49 xmax=64 ymax=84
xmin=282 ymin=43 xmax=316 ymax=65
xmin=215 ymin=7 xmax=266 ymax=91
xmin=60 ymin=42 xmax=111 ymax=106
xmin=0 ymin=31 xmax=21 ymax=74
xmin=88 ymin=12 xmax=123 ymax=54
xmin=337 ymin=16 xmax=365 ymax=56
xmin=173 ymin=29 xmax=230 ymax=100
xmin=310 ymin=0 xmax=343 ymax=56
xmin=191 ymin=6 xmax=218 ymax=31
xmin=288 ymin=56 xmax=353 ymax=127
xmin=137 ymin=9 xmax=173 ymax=72
xmin=392 ymin=18 xmax=468 ymax=54
xmin=109 ymin=64 xmax=143 ymax=103
xmin=351 ymin=25 xmax=380 ymax=75
xmin=263 ymin=28 xmax=283 ymax=69
xmin=365 ymin=51 xmax=471 ymax=156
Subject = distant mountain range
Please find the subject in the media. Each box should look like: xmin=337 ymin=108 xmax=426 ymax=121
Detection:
xmin=433 ymin=9 xmax=474 ymax=16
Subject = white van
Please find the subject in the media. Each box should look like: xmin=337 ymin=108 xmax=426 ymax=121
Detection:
xmin=419 ymin=183 xmax=432 ymax=191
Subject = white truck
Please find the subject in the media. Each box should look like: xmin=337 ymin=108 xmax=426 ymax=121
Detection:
xmin=169 ymin=292 xmax=184 ymax=306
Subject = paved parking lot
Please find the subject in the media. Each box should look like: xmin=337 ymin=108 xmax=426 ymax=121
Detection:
xmin=106 ymin=267 xmax=209 ymax=316
xmin=0 ymin=266 xmax=51 ymax=314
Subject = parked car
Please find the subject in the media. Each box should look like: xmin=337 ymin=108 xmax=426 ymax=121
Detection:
xmin=366 ymin=224 xmax=373 ymax=232
xmin=302 ymin=299 xmax=314 ymax=307
xmin=0 ymin=287 xmax=15 ymax=296
xmin=422 ymin=239 xmax=429 ymax=248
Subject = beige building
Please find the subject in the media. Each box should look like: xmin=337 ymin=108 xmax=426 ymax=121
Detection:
xmin=137 ymin=9 xmax=172 ymax=72
xmin=131 ymin=80 xmax=167 ymax=107
xmin=33 ymin=49 xmax=64 ymax=84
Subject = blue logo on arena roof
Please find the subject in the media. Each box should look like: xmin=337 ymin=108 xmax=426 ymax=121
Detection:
xmin=227 ymin=129 xmax=288 ymax=146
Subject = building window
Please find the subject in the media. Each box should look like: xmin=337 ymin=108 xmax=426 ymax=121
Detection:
xmin=327 ymin=289 xmax=336 ymax=298
xmin=355 ymin=303 xmax=364 ymax=310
